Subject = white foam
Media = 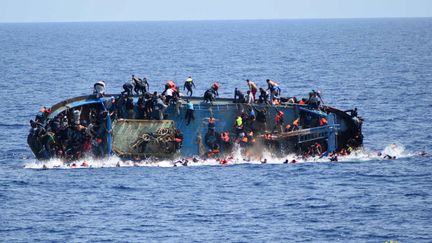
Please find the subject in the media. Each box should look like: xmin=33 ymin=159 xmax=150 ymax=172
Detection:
xmin=23 ymin=143 xmax=418 ymax=170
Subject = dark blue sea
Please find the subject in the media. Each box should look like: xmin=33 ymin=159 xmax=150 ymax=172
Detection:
xmin=1 ymin=18 xmax=432 ymax=242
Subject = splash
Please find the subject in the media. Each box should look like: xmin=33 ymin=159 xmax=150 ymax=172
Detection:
xmin=23 ymin=143 xmax=420 ymax=170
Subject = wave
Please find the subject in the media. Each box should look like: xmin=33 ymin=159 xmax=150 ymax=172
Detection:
xmin=23 ymin=143 xmax=421 ymax=170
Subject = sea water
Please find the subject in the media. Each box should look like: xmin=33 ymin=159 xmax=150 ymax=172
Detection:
xmin=0 ymin=19 xmax=431 ymax=242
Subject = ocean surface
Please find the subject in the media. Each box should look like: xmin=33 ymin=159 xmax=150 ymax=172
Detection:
xmin=1 ymin=18 xmax=431 ymax=242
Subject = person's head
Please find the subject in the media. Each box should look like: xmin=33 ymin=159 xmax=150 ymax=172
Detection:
xmin=246 ymin=79 xmax=250 ymax=83
xmin=132 ymin=75 xmax=135 ymax=78
xmin=266 ymin=79 xmax=270 ymax=82
xmin=247 ymin=91 xmax=250 ymax=94
xmin=188 ymin=76 xmax=191 ymax=78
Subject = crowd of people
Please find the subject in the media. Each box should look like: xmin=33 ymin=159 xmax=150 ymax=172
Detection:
xmin=29 ymin=74 xmax=362 ymax=162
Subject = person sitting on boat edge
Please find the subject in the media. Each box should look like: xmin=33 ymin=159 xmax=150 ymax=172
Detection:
xmin=184 ymin=76 xmax=196 ymax=96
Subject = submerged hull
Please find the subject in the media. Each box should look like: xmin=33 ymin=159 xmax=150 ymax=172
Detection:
xmin=28 ymin=95 xmax=363 ymax=161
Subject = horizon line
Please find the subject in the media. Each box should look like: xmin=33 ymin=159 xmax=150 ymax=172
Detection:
xmin=0 ymin=16 xmax=431 ymax=24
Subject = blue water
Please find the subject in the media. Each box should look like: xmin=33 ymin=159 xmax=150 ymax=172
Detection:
xmin=1 ymin=18 xmax=432 ymax=242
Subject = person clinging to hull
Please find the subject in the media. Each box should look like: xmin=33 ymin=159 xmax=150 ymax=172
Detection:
xmin=184 ymin=76 xmax=196 ymax=96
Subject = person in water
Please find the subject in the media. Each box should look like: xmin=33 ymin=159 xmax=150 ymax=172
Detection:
xmin=184 ymin=76 xmax=196 ymax=96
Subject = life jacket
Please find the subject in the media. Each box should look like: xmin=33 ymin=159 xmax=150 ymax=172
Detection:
xmin=167 ymin=80 xmax=175 ymax=88
xmin=207 ymin=149 xmax=220 ymax=157
xmin=241 ymin=136 xmax=248 ymax=143
xmin=275 ymin=112 xmax=284 ymax=124
xmin=235 ymin=117 xmax=243 ymax=128
xmin=319 ymin=117 xmax=328 ymax=126
xmin=293 ymin=118 xmax=300 ymax=126
xmin=264 ymin=133 xmax=272 ymax=140
xmin=285 ymin=124 xmax=291 ymax=131
xmin=219 ymin=159 xmax=228 ymax=165
xmin=221 ymin=132 xmax=230 ymax=142
xmin=186 ymin=77 xmax=193 ymax=83
xmin=298 ymin=100 xmax=306 ymax=105
xmin=175 ymin=138 xmax=182 ymax=143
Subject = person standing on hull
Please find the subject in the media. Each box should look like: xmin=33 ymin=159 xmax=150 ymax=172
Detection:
xmin=184 ymin=76 xmax=196 ymax=96
xmin=246 ymin=79 xmax=258 ymax=101
xmin=132 ymin=75 xmax=149 ymax=95
xmin=93 ymin=81 xmax=106 ymax=98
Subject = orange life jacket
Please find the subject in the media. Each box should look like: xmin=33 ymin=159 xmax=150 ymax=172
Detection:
xmin=275 ymin=112 xmax=284 ymax=123
xmin=293 ymin=118 xmax=300 ymax=126
xmin=221 ymin=132 xmax=230 ymax=142
xmin=167 ymin=80 xmax=175 ymax=88
xmin=319 ymin=117 xmax=328 ymax=126
xmin=298 ymin=100 xmax=305 ymax=105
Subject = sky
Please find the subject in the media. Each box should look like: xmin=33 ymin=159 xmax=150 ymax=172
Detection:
xmin=0 ymin=0 xmax=431 ymax=23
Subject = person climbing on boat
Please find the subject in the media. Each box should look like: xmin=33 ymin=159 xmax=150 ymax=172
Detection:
xmin=266 ymin=79 xmax=281 ymax=101
xmin=207 ymin=116 xmax=216 ymax=131
xmin=258 ymin=88 xmax=269 ymax=104
xmin=273 ymin=110 xmax=284 ymax=133
xmin=234 ymin=88 xmax=246 ymax=103
xmin=246 ymin=79 xmax=258 ymax=101
xmin=234 ymin=115 xmax=244 ymax=135
xmin=122 ymin=81 xmax=134 ymax=96
xmin=93 ymin=81 xmax=106 ymax=98
xmin=183 ymin=76 xmax=196 ymax=96
xmin=185 ymin=99 xmax=195 ymax=125
xmin=132 ymin=75 xmax=149 ymax=95
xmin=163 ymin=80 xmax=176 ymax=96
xmin=203 ymin=82 xmax=219 ymax=103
